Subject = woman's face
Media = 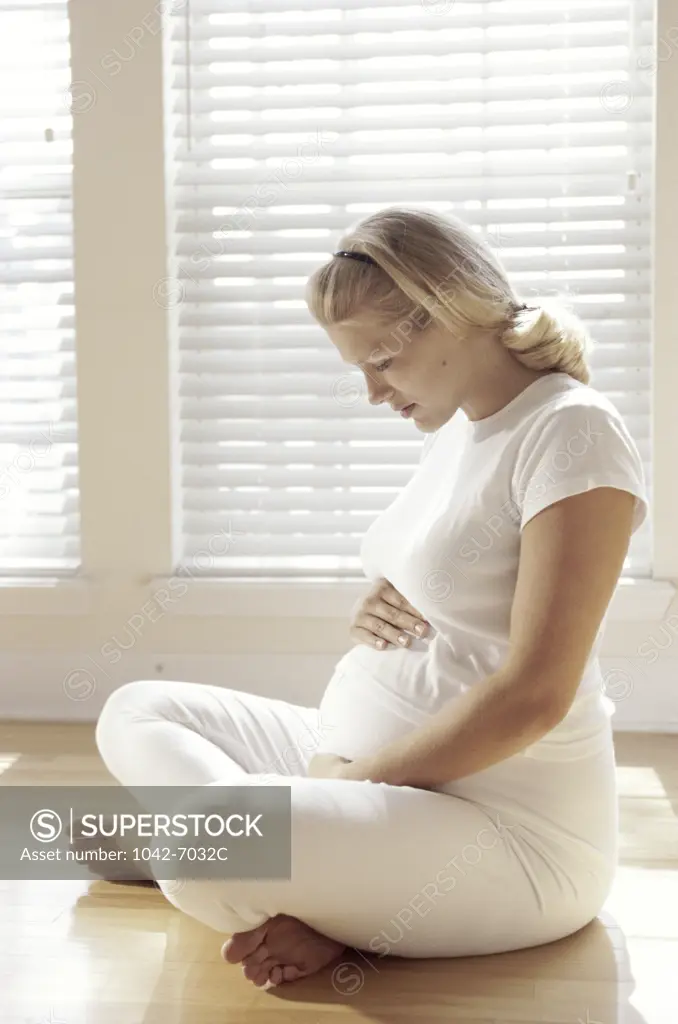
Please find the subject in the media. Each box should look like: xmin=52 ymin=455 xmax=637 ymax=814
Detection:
xmin=326 ymin=315 xmax=479 ymax=433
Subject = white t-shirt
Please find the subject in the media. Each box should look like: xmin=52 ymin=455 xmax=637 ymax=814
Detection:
xmin=316 ymin=371 xmax=649 ymax=764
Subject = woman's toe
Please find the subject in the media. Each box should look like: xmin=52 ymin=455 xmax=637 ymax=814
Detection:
xmin=281 ymin=964 xmax=303 ymax=982
xmin=222 ymin=923 xmax=268 ymax=963
xmin=269 ymin=964 xmax=285 ymax=986
xmin=242 ymin=944 xmax=270 ymax=969
xmin=251 ymin=957 xmax=280 ymax=988
xmin=241 ymin=960 xmax=260 ymax=982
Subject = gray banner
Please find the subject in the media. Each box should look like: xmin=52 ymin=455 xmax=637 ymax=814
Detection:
xmin=0 ymin=785 xmax=291 ymax=881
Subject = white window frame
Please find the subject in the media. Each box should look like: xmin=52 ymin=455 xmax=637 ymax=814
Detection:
xmin=2 ymin=0 xmax=675 ymax=626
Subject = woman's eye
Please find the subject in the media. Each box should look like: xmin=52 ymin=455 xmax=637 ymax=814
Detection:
xmin=374 ymin=359 xmax=392 ymax=373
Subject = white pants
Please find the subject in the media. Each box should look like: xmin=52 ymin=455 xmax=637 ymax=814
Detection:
xmin=95 ymin=679 xmax=618 ymax=958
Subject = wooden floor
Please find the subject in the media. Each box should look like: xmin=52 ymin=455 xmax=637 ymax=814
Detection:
xmin=0 ymin=724 xmax=676 ymax=1024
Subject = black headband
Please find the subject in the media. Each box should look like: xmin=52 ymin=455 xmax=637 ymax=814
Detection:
xmin=333 ymin=250 xmax=376 ymax=265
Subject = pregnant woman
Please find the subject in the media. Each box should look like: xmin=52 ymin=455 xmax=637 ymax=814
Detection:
xmin=95 ymin=206 xmax=648 ymax=990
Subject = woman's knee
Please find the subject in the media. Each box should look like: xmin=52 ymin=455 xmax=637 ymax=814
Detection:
xmin=158 ymin=876 xmax=268 ymax=936
xmin=95 ymin=680 xmax=166 ymax=773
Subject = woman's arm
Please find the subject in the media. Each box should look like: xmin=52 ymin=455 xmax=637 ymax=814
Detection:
xmin=336 ymin=486 xmax=637 ymax=789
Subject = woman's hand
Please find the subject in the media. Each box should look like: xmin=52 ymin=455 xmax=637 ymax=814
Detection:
xmin=307 ymin=753 xmax=376 ymax=783
xmin=306 ymin=753 xmax=353 ymax=780
xmin=349 ymin=577 xmax=431 ymax=651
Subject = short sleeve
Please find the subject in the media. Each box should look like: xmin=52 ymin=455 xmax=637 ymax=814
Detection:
xmin=511 ymin=403 xmax=649 ymax=533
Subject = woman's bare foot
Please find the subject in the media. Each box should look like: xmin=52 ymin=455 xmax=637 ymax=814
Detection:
xmin=221 ymin=913 xmax=347 ymax=988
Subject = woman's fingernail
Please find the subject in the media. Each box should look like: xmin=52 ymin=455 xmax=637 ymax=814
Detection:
xmin=398 ymin=635 xmax=407 ymax=645
xmin=414 ymin=624 xmax=424 ymax=635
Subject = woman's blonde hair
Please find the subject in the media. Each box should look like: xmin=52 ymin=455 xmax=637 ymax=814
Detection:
xmin=305 ymin=206 xmax=593 ymax=385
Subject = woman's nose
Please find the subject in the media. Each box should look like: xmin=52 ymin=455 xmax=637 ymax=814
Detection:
xmin=365 ymin=376 xmax=392 ymax=406
xmin=368 ymin=390 xmax=391 ymax=406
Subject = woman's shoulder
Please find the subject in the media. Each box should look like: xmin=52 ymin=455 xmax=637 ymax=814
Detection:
xmin=521 ymin=377 xmax=634 ymax=448
xmin=511 ymin=377 xmax=648 ymax=532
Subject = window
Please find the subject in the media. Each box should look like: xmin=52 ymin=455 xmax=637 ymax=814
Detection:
xmin=168 ymin=0 xmax=654 ymax=581
xmin=0 ymin=0 xmax=79 ymax=576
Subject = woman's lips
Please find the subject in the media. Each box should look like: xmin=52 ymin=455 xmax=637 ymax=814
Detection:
xmin=401 ymin=403 xmax=416 ymax=419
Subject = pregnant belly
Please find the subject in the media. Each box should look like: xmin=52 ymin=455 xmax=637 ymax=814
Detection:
xmin=315 ymin=640 xmax=438 ymax=762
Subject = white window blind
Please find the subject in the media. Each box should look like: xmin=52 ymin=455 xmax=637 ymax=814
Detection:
xmin=168 ymin=0 xmax=654 ymax=581
xmin=0 ymin=0 xmax=79 ymax=575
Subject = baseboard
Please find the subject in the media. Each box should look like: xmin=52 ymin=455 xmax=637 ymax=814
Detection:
xmin=0 ymin=653 xmax=675 ymax=732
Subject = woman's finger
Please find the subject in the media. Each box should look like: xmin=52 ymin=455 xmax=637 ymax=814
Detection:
xmin=372 ymin=598 xmax=429 ymax=638
xmin=380 ymin=583 xmax=430 ymax=626
xmin=349 ymin=624 xmax=392 ymax=649
xmin=360 ymin=614 xmax=414 ymax=648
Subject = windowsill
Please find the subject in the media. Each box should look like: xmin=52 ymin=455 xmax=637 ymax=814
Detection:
xmin=148 ymin=575 xmax=676 ymax=622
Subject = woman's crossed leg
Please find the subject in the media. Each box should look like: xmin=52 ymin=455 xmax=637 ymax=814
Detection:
xmin=95 ymin=679 xmax=602 ymax=988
